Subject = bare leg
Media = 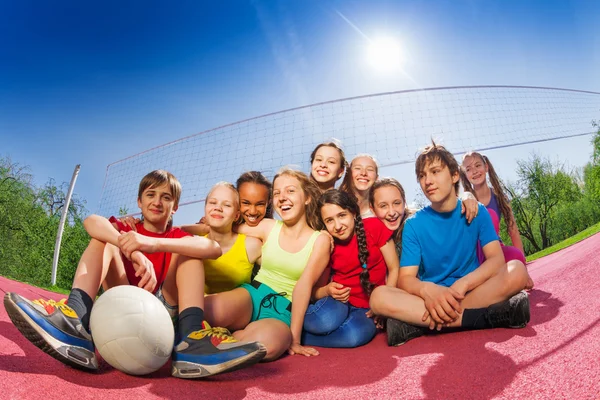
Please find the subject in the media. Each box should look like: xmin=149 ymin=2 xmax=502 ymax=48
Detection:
xmin=160 ymin=254 xmax=205 ymax=312
xmin=370 ymin=260 xmax=528 ymax=328
xmin=72 ymin=239 xmax=127 ymax=299
xmin=233 ymin=319 xmax=292 ymax=361
xmin=204 ymin=288 xmax=253 ymax=331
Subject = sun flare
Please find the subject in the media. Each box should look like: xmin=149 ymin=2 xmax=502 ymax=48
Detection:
xmin=367 ymin=37 xmax=403 ymax=71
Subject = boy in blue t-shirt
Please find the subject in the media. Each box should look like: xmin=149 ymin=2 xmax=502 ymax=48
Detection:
xmin=370 ymin=142 xmax=530 ymax=346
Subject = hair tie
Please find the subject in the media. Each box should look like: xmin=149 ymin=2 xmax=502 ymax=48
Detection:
xmin=362 ymin=263 xmax=368 ymax=269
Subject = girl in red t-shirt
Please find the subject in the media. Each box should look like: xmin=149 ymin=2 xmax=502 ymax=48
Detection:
xmin=302 ymin=189 xmax=400 ymax=348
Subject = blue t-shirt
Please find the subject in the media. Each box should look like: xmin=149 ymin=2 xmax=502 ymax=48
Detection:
xmin=400 ymin=200 xmax=498 ymax=287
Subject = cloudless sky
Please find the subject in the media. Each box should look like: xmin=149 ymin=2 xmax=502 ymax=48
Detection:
xmin=1 ymin=0 xmax=599 ymax=222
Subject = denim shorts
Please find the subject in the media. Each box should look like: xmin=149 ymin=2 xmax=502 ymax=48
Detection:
xmin=240 ymin=280 xmax=292 ymax=327
xmin=155 ymin=284 xmax=178 ymax=325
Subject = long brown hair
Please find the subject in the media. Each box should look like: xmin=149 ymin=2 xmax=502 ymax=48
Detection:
xmin=310 ymin=141 xmax=347 ymax=189
xmin=369 ymin=178 xmax=413 ymax=255
xmin=339 ymin=154 xmax=379 ymax=197
xmin=460 ymin=151 xmax=515 ymax=229
xmin=273 ymin=167 xmax=323 ymax=231
xmin=318 ymin=189 xmax=374 ymax=295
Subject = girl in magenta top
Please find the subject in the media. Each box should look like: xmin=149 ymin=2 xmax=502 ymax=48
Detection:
xmin=302 ymin=189 xmax=399 ymax=348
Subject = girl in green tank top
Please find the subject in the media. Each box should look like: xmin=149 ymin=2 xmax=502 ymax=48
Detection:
xmin=204 ymin=168 xmax=332 ymax=361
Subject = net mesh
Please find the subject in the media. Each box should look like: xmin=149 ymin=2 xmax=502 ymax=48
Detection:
xmin=97 ymin=85 xmax=600 ymax=216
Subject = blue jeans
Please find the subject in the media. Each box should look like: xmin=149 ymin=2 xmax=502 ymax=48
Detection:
xmin=301 ymin=296 xmax=377 ymax=348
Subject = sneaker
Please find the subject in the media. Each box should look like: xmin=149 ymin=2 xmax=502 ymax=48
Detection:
xmin=171 ymin=321 xmax=267 ymax=379
xmin=386 ymin=318 xmax=425 ymax=346
xmin=485 ymin=291 xmax=531 ymax=329
xmin=3 ymin=292 xmax=98 ymax=371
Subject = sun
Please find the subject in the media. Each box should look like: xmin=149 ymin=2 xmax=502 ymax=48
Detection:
xmin=367 ymin=37 xmax=404 ymax=71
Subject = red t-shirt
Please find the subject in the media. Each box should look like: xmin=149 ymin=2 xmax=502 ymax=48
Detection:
xmin=329 ymin=217 xmax=393 ymax=308
xmin=109 ymin=217 xmax=191 ymax=293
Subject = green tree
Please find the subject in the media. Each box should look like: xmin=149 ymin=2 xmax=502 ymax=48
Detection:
xmin=507 ymin=154 xmax=582 ymax=253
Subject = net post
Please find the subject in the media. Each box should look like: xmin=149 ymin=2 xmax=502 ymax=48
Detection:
xmin=51 ymin=164 xmax=81 ymax=286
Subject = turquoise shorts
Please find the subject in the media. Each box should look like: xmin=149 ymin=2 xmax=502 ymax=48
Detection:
xmin=240 ymin=281 xmax=292 ymax=327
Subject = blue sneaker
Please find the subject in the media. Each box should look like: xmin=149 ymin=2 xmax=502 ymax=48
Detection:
xmin=172 ymin=321 xmax=266 ymax=379
xmin=4 ymin=292 xmax=98 ymax=371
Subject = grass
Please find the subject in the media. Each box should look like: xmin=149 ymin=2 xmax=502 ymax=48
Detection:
xmin=526 ymin=222 xmax=600 ymax=262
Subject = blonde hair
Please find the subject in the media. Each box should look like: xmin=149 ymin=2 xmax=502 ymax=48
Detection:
xmin=273 ymin=167 xmax=323 ymax=230
xmin=205 ymin=181 xmax=240 ymax=209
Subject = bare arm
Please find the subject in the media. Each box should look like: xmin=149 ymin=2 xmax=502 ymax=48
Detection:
xmin=118 ymin=232 xmax=222 ymax=260
xmin=244 ymin=236 xmax=263 ymax=264
xmin=398 ymin=266 xmax=464 ymax=327
xmin=235 ymin=218 xmax=276 ymax=241
xmin=83 ymin=214 xmax=121 ymax=246
xmin=289 ymin=233 xmax=331 ymax=356
xmin=507 ymin=209 xmax=525 ymax=255
xmin=380 ymin=240 xmax=399 ymax=288
xmin=450 ymin=240 xmax=504 ymax=297
xmin=180 ymin=223 xmax=210 ymax=236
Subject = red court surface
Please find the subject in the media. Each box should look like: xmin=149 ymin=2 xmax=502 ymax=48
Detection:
xmin=1 ymin=234 xmax=599 ymax=400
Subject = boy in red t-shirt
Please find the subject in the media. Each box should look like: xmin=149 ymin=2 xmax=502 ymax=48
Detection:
xmin=302 ymin=189 xmax=399 ymax=348
xmin=5 ymin=170 xmax=266 ymax=378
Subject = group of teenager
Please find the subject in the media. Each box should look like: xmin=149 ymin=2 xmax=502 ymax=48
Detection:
xmin=4 ymin=140 xmax=533 ymax=379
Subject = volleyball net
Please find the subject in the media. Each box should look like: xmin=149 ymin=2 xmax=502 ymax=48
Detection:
xmin=97 ymin=85 xmax=600 ymax=217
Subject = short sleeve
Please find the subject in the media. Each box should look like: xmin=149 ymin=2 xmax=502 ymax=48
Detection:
xmin=168 ymin=227 xmax=192 ymax=239
xmin=108 ymin=216 xmax=132 ymax=233
xmin=477 ymin=205 xmax=499 ymax=248
xmin=400 ymin=220 xmax=421 ymax=267
xmin=365 ymin=218 xmax=394 ymax=248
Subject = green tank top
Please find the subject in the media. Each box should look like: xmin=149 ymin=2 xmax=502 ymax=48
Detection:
xmin=254 ymin=220 xmax=321 ymax=301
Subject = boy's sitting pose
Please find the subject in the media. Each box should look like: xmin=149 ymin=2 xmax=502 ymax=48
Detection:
xmin=4 ymin=170 xmax=266 ymax=378
xmin=370 ymin=142 xmax=530 ymax=346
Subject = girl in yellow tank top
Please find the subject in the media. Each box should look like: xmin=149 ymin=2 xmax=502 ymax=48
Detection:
xmin=182 ymin=182 xmax=262 ymax=294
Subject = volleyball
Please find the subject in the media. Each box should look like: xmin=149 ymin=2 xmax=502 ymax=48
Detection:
xmin=89 ymin=285 xmax=175 ymax=375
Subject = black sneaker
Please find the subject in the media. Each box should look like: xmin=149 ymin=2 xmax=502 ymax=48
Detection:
xmin=486 ymin=291 xmax=531 ymax=328
xmin=171 ymin=321 xmax=267 ymax=379
xmin=4 ymin=292 xmax=98 ymax=371
xmin=386 ymin=318 xmax=425 ymax=346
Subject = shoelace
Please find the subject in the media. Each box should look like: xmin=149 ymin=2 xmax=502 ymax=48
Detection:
xmin=32 ymin=298 xmax=73 ymax=315
xmin=256 ymin=292 xmax=288 ymax=320
xmin=197 ymin=323 xmax=237 ymax=343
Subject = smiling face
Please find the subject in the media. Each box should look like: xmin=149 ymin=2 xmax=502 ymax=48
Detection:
xmin=272 ymin=174 xmax=308 ymax=224
xmin=372 ymin=185 xmax=405 ymax=231
xmin=320 ymin=203 xmax=355 ymax=242
xmin=311 ymin=145 xmax=345 ymax=190
xmin=137 ymin=182 xmax=178 ymax=229
xmin=204 ymin=185 xmax=239 ymax=231
xmin=238 ymin=182 xmax=269 ymax=227
xmin=462 ymin=155 xmax=488 ymax=186
xmin=351 ymin=156 xmax=378 ymax=192
xmin=418 ymin=158 xmax=459 ymax=208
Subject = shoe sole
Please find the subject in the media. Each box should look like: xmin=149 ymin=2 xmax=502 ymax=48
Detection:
xmin=4 ymin=293 xmax=98 ymax=372
xmin=171 ymin=343 xmax=267 ymax=379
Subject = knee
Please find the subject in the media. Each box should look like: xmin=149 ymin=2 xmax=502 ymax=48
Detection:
xmin=263 ymin=331 xmax=292 ymax=362
xmin=304 ymin=298 xmax=346 ymax=334
xmin=369 ymin=286 xmax=390 ymax=315
xmin=342 ymin=324 xmax=377 ymax=348
xmin=505 ymin=261 xmax=528 ymax=294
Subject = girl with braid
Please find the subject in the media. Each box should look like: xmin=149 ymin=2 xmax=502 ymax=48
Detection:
xmin=461 ymin=152 xmax=533 ymax=289
xmin=309 ymin=141 xmax=347 ymax=193
xmin=301 ymin=189 xmax=399 ymax=348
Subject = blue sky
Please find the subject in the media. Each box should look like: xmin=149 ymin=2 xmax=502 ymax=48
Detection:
xmin=1 ymin=0 xmax=599 ymax=222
